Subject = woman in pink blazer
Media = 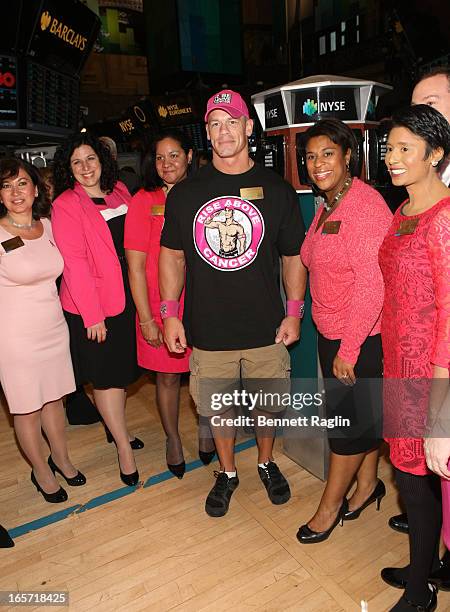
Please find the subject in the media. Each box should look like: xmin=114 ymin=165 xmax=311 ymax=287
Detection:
xmin=52 ymin=133 xmax=141 ymax=486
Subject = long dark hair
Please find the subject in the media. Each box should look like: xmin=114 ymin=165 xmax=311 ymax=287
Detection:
xmin=390 ymin=105 xmax=450 ymax=171
xmin=53 ymin=131 xmax=119 ymax=198
xmin=141 ymin=129 xmax=198 ymax=192
xmin=0 ymin=158 xmax=51 ymax=220
xmin=303 ymin=118 xmax=360 ymax=177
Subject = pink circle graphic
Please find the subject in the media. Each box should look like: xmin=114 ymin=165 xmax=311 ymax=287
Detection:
xmin=193 ymin=196 xmax=265 ymax=271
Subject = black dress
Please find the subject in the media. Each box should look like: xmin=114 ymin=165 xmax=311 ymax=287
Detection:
xmin=65 ymin=198 xmax=140 ymax=389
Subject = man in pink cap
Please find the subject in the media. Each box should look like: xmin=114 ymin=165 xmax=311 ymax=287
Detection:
xmin=159 ymin=89 xmax=307 ymax=517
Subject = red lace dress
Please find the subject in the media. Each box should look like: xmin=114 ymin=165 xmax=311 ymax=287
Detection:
xmin=379 ymin=198 xmax=450 ymax=475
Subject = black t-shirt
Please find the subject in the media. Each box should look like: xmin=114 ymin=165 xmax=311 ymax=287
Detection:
xmin=161 ymin=162 xmax=305 ymax=350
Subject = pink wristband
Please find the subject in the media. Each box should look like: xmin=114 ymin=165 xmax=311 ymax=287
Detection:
xmin=286 ymin=299 xmax=305 ymax=319
xmin=160 ymin=300 xmax=180 ymax=319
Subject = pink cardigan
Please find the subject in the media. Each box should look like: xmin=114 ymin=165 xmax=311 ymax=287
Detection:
xmin=52 ymin=181 xmax=131 ymax=328
xmin=300 ymin=178 xmax=392 ymax=364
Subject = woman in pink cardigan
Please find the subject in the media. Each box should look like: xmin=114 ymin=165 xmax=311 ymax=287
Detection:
xmin=52 ymin=133 xmax=141 ymax=486
xmin=298 ymin=119 xmax=392 ymax=544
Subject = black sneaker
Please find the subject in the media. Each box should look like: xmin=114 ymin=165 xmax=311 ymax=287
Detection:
xmin=258 ymin=461 xmax=291 ymax=505
xmin=205 ymin=470 xmax=239 ymax=517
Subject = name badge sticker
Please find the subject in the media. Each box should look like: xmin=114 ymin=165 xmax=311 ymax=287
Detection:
xmin=395 ymin=218 xmax=419 ymax=236
xmin=1 ymin=236 xmax=25 ymax=253
xmin=322 ymin=220 xmax=341 ymax=235
xmin=240 ymin=187 xmax=264 ymax=200
xmin=151 ymin=204 xmax=165 ymax=216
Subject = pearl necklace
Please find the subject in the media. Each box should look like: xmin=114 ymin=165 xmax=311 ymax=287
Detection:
xmin=6 ymin=214 xmax=36 ymax=230
xmin=323 ymin=176 xmax=352 ymax=212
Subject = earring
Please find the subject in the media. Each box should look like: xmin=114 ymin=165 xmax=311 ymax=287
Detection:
xmin=432 ymin=160 xmax=439 ymax=167
xmin=346 ymin=162 xmax=350 ymax=171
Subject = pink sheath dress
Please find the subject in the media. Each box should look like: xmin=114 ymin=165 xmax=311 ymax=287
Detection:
xmin=0 ymin=218 xmax=75 ymax=414
xmin=379 ymin=198 xmax=450 ymax=475
xmin=124 ymin=188 xmax=191 ymax=373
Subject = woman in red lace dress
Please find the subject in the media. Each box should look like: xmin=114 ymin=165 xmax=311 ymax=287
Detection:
xmin=379 ymin=105 xmax=450 ymax=612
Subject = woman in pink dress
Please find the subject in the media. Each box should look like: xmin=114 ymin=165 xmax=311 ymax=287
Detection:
xmin=379 ymin=105 xmax=450 ymax=611
xmin=0 ymin=158 xmax=85 ymax=503
xmin=125 ymin=130 xmax=215 ymax=479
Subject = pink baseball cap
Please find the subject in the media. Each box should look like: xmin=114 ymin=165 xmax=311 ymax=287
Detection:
xmin=204 ymin=89 xmax=250 ymax=122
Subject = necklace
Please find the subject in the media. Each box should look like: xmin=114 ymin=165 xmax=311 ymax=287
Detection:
xmin=6 ymin=213 xmax=36 ymax=230
xmin=323 ymin=176 xmax=352 ymax=212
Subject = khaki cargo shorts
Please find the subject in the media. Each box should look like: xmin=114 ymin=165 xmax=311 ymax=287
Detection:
xmin=189 ymin=343 xmax=291 ymax=417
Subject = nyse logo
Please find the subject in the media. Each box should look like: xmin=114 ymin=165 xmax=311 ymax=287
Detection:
xmin=158 ymin=105 xmax=168 ymax=119
xmin=119 ymin=119 xmax=134 ymax=134
xmin=303 ymin=98 xmax=346 ymax=116
xmin=303 ymin=99 xmax=318 ymax=116
xmin=266 ymin=108 xmax=278 ymax=119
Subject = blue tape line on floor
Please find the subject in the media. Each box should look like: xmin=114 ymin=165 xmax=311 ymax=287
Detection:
xmin=7 ymin=438 xmax=257 ymax=540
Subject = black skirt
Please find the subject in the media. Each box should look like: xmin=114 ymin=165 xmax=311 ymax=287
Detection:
xmin=65 ymin=259 xmax=140 ymax=389
xmin=318 ymin=333 xmax=383 ymax=455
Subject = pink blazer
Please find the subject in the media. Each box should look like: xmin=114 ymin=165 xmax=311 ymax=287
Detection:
xmin=52 ymin=181 xmax=131 ymax=328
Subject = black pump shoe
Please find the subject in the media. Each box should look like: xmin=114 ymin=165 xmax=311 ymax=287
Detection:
xmin=105 ymin=426 xmax=144 ymax=450
xmin=166 ymin=439 xmax=185 ymax=479
xmin=167 ymin=461 xmax=186 ymax=479
xmin=31 ymin=471 xmax=68 ymax=503
xmin=389 ymin=583 xmax=437 ymax=611
xmin=199 ymin=449 xmax=216 ymax=465
xmin=0 ymin=524 xmax=14 ymax=548
xmin=343 ymin=479 xmax=386 ymax=520
xmin=389 ymin=512 xmax=409 ymax=534
xmin=48 ymin=456 xmax=86 ymax=487
xmin=297 ymin=500 xmax=348 ymax=544
xmin=120 ymin=469 xmax=139 ymax=487
xmin=382 ymin=563 xmax=450 ymax=592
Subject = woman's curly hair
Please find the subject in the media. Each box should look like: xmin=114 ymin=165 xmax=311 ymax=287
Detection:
xmin=53 ymin=131 xmax=119 ymax=198
xmin=0 ymin=157 xmax=51 ymax=220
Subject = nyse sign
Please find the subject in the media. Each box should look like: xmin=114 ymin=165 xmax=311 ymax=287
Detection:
xmin=264 ymin=93 xmax=287 ymax=128
xmin=295 ymin=87 xmax=358 ymax=122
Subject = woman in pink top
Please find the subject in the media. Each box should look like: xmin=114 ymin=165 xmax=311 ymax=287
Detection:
xmin=52 ymin=133 xmax=141 ymax=487
xmin=379 ymin=105 xmax=450 ymax=611
xmin=125 ymin=130 xmax=215 ymax=479
xmin=298 ymin=119 xmax=392 ymax=545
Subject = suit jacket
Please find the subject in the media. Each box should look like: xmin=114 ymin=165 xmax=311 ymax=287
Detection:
xmin=52 ymin=181 xmax=131 ymax=328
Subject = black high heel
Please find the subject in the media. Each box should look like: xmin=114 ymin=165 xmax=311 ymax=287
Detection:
xmin=120 ymin=468 xmax=139 ymax=487
xmin=199 ymin=449 xmax=216 ymax=465
xmin=167 ymin=461 xmax=186 ymax=479
xmin=48 ymin=456 xmax=86 ymax=487
xmin=118 ymin=455 xmax=139 ymax=486
xmin=297 ymin=499 xmax=348 ymax=544
xmin=342 ymin=479 xmax=386 ymax=521
xmin=105 ymin=426 xmax=144 ymax=450
xmin=389 ymin=583 xmax=437 ymax=611
xmin=0 ymin=524 xmax=14 ymax=548
xmin=166 ymin=439 xmax=185 ymax=479
xmin=30 ymin=471 xmax=68 ymax=503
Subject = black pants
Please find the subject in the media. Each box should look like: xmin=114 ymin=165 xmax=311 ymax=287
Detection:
xmin=318 ymin=333 xmax=383 ymax=455
xmin=395 ymin=467 xmax=441 ymax=601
